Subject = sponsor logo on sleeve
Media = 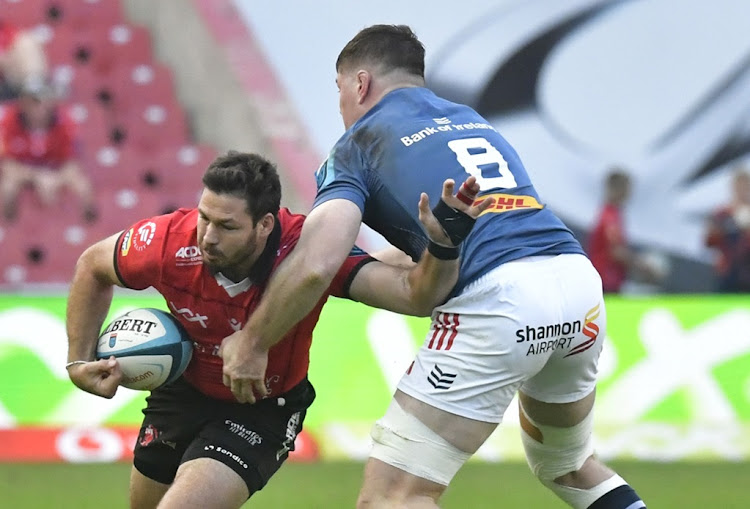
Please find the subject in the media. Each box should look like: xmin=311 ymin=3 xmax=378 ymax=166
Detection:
xmin=132 ymin=222 xmax=156 ymax=251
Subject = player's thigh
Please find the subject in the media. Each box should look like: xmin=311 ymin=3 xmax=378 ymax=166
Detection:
xmin=519 ymin=389 xmax=596 ymax=428
xmin=180 ymin=378 xmax=315 ymax=498
xmin=132 ymin=378 xmax=206 ymax=487
xmin=129 ymin=465 xmax=170 ymax=509
xmin=520 ymin=254 xmax=606 ymax=405
xmin=159 ymin=458 xmax=248 ymax=509
xmin=394 ymin=390 xmax=497 ymax=454
xmin=0 ymin=162 xmax=33 ymax=187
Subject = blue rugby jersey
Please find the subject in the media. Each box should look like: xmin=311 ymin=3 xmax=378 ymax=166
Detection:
xmin=314 ymin=87 xmax=585 ymax=294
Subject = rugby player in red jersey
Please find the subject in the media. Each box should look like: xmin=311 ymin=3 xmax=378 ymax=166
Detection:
xmin=65 ymin=151 xmax=487 ymax=508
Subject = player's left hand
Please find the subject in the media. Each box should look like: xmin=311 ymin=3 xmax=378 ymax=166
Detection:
xmin=219 ymin=330 xmax=270 ymax=404
xmin=419 ymin=176 xmax=493 ymax=247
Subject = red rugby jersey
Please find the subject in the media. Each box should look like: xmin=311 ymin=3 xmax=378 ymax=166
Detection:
xmin=114 ymin=207 xmax=372 ymax=401
xmin=0 ymin=102 xmax=78 ymax=167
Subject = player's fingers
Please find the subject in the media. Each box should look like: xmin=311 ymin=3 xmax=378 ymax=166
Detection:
xmin=440 ymin=179 xmax=456 ymax=201
xmin=254 ymin=378 xmax=269 ymax=399
xmin=223 ymin=374 xmax=231 ymax=388
xmin=231 ymin=378 xmax=250 ymax=404
xmin=472 ymin=197 xmax=495 ymax=216
xmin=455 ymin=184 xmax=475 ymax=205
xmin=417 ymin=192 xmax=430 ymax=218
xmin=458 ymin=176 xmax=480 ymax=200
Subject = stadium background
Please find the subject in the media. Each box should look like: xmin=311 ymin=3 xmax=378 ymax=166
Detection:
xmin=1 ymin=0 xmax=748 ymax=507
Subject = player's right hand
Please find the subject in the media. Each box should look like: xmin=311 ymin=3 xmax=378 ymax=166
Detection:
xmin=67 ymin=356 xmax=123 ymax=399
xmin=418 ymin=176 xmax=494 ymax=247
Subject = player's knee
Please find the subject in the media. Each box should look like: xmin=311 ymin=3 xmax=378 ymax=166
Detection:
xmin=519 ymin=400 xmax=595 ymax=483
xmin=519 ymin=402 xmax=645 ymax=508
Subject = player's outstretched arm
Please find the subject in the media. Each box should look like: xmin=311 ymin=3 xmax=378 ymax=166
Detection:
xmin=65 ymin=233 xmax=125 ymax=398
xmin=220 ymin=198 xmax=363 ymax=403
xmin=349 ymin=176 xmax=492 ymax=316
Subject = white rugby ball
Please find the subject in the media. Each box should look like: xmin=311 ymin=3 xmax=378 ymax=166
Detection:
xmin=96 ymin=308 xmax=193 ymax=391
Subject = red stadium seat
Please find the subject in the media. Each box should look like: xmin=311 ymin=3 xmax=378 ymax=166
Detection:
xmin=113 ymin=100 xmax=189 ymax=152
xmin=150 ymin=144 xmax=218 ymax=193
xmin=66 ymin=101 xmax=112 ymax=151
xmin=85 ymin=145 xmax=144 ymax=189
xmin=0 ymin=224 xmax=31 ymax=286
xmin=50 ymin=0 xmax=125 ymax=31
xmin=95 ymin=23 xmax=153 ymax=74
xmin=0 ymin=0 xmax=44 ymax=29
xmin=107 ymin=62 xmax=178 ymax=114
xmin=95 ymin=187 xmax=166 ymax=232
xmin=43 ymin=23 xmax=153 ymax=75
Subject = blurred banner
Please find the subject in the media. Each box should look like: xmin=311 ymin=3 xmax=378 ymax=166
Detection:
xmin=1 ymin=295 xmax=749 ymax=462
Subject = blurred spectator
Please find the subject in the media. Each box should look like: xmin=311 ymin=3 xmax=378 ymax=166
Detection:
xmin=704 ymin=166 xmax=750 ymax=292
xmin=0 ymin=20 xmax=47 ymax=102
xmin=0 ymin=77 xmax=96 ymax=222
xmin=587 ymin=168 xmax=662 ymax=293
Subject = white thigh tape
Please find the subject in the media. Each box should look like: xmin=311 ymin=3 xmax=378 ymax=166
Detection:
xmin=519 ymin=401 xmax=595 ymax=481
xmin=369 ymin=400 xmax=471 ymax=486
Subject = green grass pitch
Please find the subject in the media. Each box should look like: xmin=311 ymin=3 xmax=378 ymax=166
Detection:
xmin=1 ymin=461 xmax=747 ymax=508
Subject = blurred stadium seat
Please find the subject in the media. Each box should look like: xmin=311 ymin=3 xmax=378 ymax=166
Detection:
xmin=0 ymin=0 xmax=44 ymax=28
xmin=49 ymin=0 xmax=125 ymax=31
xmin=0 ymin=0 xmax=217 ymax=286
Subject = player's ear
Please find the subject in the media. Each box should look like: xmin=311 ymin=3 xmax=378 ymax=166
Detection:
xmin=356 ymin=70 xmax=371 ymax=104
xmin=257 ymin=213 xmax=275 ymax=237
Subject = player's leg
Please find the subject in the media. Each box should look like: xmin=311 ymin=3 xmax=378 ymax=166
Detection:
xmin=59 ymin=163 xmax=97 ymax=220
xmin=519 ymin=391 xmax=645 ymax=509
xmin=358 ymin=260 xmax=553 ymax=508
xmin=161 ymin=378 xmax=315 ymax=507
xmin=129 ymin=466 xmax=170 ymax=509
xmin=519 ymin=254 xmax=646 ymax=508
xmin=156 ymin=458 xmax=249 ymax=509
xmin=357 ymin=390 xmax=498 ymax=508
xmin=129 ymin=378 xmax=206 ymax=509
xmin=0 ymin=162 xmax=30 ymax=220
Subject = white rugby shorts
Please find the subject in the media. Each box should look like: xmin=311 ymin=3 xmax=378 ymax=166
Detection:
xmin=397 ymin=253 xmax=606 ymax=423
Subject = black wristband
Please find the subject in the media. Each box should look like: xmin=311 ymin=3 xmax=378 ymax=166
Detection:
xmin=427 ymin=240 xmax=459 ymax=260
xmin=431 ymin=199 xmax=476 ymax=245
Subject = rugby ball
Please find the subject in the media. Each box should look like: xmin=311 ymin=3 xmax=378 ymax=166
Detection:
xmin=96 ymin=308 xmax=193 ymax=391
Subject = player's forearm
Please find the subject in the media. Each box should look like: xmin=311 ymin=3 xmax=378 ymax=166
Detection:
xmin=244 ymin=250 xmax=336 ymax=350
xmin=66 ymin=254 xmax=114 ymax=362
xmin=405 ymin=250 xmax=459 ymax=315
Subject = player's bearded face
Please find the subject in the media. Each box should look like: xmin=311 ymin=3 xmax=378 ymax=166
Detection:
xmin=196 ymin=190 xmax=266 ymax=275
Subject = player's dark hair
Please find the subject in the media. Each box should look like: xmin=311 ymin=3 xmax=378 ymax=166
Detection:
xmin=202 ymin=151 xmax=281 ymax=222
xmin=336 ymin=24 xmax=425 ymax=78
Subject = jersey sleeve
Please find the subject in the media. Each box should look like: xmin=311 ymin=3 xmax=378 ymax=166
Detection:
xmin=114 ymin=215 xmax=171 ymax=290
xmin=313 ymin=137 xmax=370 ymax=214
xmin=327 ymin=245 xmax=377 ymax=299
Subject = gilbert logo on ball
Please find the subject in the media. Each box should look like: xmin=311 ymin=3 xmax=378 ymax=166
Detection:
xmin=96 ymin=308 xmax=193 ymax=390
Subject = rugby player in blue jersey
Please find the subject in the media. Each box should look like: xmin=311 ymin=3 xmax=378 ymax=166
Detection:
xmin=222 ymin=24 xmax=646 ymax=509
